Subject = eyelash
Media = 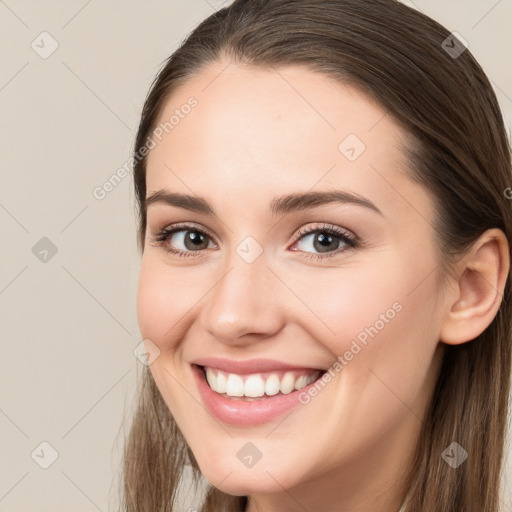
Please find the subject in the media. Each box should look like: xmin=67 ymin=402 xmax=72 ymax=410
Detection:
xmin=150 ymin=222 xmax=360 ymax=261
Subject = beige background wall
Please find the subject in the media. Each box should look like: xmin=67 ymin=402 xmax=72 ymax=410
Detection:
xmin=0 ymin=1 xmax=510 ymax=510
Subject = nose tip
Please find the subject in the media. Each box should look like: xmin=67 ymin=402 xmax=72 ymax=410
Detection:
xmin=198 ymin=261 xmax=285 ymax=346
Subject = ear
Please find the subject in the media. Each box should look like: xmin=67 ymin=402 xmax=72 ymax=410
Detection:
xmin=439 ymin=228 xmax=510 ymax=345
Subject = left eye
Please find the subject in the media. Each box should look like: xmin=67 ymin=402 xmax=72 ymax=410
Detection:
xmin=290 ymin=225 xmax=358 ymax=258
xmin=293 ymin=229 xmax=354 ymax=255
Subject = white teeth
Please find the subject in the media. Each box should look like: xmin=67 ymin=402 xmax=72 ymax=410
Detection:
xmin=206 ymin=368 xmax=215 ymax=388
xmin=207 ymin=367 xmax=227 ymax=393
xmin=216 ymin=370 xmax=227 ymax=394
xmin=265 ymin=374 xmax=281 ymax=396
xmin=280 ymin=372 xmax=296 ymax=394
xmin=244 ymin=375 xmax=265 ymax=397
xmin=226 ymin=373 xmax=244 ymax=396
xmin=294 ymin=375 xmax=309 ymax=390
xmin=204 ymin=367 xmax=322 ymax=398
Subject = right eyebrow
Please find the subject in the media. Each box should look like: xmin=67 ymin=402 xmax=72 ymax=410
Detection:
xmin=144 ymin=190 xmax=214 ymax=215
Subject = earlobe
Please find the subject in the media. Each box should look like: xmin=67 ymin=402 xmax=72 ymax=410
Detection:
xmin=439 ymin=228 xmax=510 ymax=345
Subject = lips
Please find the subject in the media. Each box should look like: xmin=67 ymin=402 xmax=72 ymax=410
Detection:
xmin=190 ymin=358 xmax=328 ymax=425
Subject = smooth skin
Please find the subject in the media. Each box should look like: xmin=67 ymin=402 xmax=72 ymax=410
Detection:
xmin=136 ymin=60 xmax=509 ymax=512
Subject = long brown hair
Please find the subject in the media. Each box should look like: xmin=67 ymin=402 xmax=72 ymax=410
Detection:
xmin=118 ymin=1 xmax=512 ymax=510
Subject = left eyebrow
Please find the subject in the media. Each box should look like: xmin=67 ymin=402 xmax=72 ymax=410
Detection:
xmin=144 ymin=189 xmax=384 ymax=217
xmin=270 ymin=190 xmax=384 ymax=217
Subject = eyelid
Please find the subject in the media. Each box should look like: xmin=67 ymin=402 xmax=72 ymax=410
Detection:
xmin=160 ymin=221 xmax=218 ymax=244
xmin=291 ymin=222 xmax=357 ymax=246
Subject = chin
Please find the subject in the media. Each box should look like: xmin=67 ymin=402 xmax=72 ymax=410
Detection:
xmin=195 ymin=454 xmax=302 ymax=496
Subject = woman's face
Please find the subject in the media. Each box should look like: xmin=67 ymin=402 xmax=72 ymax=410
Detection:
xmin=137 ymin=61 xmax=447 ymax=507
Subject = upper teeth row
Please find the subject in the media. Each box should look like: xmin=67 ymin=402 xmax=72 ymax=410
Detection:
xmin=205 ymin=367 xmax=321 ymax=397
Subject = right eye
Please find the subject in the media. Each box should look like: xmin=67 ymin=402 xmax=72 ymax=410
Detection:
xmin=151 ymin=223 xmax=217 ymax=258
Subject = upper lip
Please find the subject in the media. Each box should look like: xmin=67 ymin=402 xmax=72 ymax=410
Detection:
xmin=191 ymin=357 xmax=325 ymax=375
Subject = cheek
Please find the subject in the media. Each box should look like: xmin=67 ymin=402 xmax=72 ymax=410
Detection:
xmin=332 ymin=269 xmax=439 ymax=420
xmin=286 ymin=262 xmax=407 ymax=354
xmin=136 ymin=257 xmax=193 ymax=353
xmin=291 ymin=255 xmax=440 ymax=394
xmin=135 ymin=258 xmax=203 ymax=419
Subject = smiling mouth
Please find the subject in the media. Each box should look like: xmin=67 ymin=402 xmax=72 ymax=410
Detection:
xmin=198 ymin=365 xmax=326 ymax=401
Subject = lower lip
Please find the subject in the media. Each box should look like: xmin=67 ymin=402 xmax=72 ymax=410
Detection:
xmin=192 ymin=364 xmax=323 ymax=426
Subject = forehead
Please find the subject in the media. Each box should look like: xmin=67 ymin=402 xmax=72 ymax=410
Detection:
xmin=145 ymin=61 xmax=433 ymax=226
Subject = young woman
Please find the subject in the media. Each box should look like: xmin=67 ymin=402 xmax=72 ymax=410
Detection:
xmin=120 ymin=1 xmax=512 ymax=510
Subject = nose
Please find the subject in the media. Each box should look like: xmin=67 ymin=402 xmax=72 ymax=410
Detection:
xmin=198 ymin=251 xmax=286 ymax=346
